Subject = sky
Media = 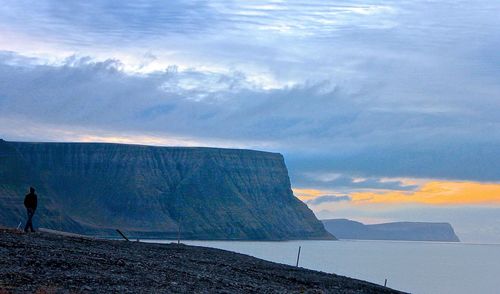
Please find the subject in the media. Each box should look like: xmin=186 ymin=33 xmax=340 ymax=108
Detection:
xmin=0 ymin=0 xmax=499 ymax=242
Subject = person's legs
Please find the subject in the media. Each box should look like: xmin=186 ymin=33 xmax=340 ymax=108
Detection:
xmin=29 ymin=210 xmax=35 ymax=232
xmin=24 ymin=209 xmax=34 ymax=232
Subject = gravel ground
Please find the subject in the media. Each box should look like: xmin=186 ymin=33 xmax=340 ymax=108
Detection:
xmin=0 ymin=228 xmax=405 ymax=293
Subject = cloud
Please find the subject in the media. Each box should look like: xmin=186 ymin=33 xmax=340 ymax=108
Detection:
xmin=298 ymin=180 xmax=500 ymax=206
xmin=1 ymin=0 xmax=500 ymax=186
xmin=307 ymin=195 xmax=352 ymax=205
xmin=350 ymin=181 xmax=500 ymax=206
xmin=0 ymin=0 xmax=401 ymax=82
xmin=292 ymin=173 xmax=419 ymax=192
xmin=0 ymin=51 xmax=500 ymax=184
xmin=0 ymin=1 xmax=398 ymax=47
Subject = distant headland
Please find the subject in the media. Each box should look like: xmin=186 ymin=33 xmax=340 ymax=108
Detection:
xmin=322 ymin=219 xmax=460 ymax=242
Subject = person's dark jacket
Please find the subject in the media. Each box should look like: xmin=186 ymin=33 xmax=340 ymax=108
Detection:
xmin=24 ymin=192 xmax=37 ymax=210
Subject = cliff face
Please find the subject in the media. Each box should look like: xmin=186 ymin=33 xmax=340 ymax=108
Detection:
xmin=322 ymin=219 xmax=459 ymax=242
xmin=0 ymin=140 xmax=333 ymax=240
xmin=0 ymin=140 xmax=85 ymax=233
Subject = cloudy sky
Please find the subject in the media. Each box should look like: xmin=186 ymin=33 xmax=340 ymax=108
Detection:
xmin=1 ymin=0 xmax=499 ymax=242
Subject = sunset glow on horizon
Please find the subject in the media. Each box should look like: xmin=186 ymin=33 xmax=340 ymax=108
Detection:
xmin=294 ymin=180 xmax=500 ymax=206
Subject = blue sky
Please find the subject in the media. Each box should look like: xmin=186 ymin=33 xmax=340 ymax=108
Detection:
xmin=0 ymin=0 xmax=499 ymax=242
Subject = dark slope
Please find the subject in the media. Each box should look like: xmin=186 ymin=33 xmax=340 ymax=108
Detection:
xmin=0 ymin=229 xmax=402 ymax=293
xmin=0 ymin=140 xmax=84 ymax=233
xmin=322 ymin=219 xmax=460 ymax=242
xmin=0 ymin=140 xmax=333 ymax=240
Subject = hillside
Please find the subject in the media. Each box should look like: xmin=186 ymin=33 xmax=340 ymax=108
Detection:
xmin=322 ymin=219 xmax=460 ymax=242
xmin=0 ymin=228 xmax=402 ymax=293
xmin=0 ymin=139 xmax=333 ymax=240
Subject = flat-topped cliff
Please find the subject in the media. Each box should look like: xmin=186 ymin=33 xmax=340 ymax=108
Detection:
xmin=0 ymin=140 xmax=333 ymax=240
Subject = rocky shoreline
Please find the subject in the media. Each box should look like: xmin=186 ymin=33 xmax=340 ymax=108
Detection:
xmin=0 ymin=228 xmax=404 ymax=293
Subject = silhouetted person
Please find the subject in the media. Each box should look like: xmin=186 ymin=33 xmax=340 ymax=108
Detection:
xmin=24 ymin=187 xmax=37 ymax=233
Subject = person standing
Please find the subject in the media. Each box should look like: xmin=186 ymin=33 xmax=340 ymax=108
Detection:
xmin=24 ymin=187 xmax=38 ymax=233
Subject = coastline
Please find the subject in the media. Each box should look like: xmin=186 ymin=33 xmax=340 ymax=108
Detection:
xmin=0 ymin=228 xmax=403 ymax=293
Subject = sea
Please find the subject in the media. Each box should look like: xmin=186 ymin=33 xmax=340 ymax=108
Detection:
xmin=146 ymin=239 xmax=500 ymax=294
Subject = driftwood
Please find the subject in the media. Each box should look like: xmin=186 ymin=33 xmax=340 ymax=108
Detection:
xmin=38 ymin=228 xmax=96 ymax=240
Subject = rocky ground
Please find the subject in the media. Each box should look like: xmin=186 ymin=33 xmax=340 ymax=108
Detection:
xmin=0 ymin=228 xmax=405 ymax=293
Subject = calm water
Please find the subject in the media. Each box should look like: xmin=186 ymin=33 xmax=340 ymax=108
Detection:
xmin=146 ymin=239 xmax=500 ymax=294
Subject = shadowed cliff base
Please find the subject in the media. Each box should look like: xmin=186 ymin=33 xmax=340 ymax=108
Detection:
xmin=0 ymin=228 xmax=403 ymax=293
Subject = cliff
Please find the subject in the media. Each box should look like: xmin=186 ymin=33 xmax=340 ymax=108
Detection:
xmin=322 ymin=219 xmax=460 ymax=242
xmin=0 ymin=139 xmax=333 ymax=240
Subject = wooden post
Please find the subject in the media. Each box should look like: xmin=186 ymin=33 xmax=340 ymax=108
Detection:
xmin=116 ymin=229 xmax=129 ymax=241
xmin=384 ymin=278 xmax=387 ymax=287
xmin=296 ymin=246 xmax=301 ymax=267
xmin=177 ymin=222 xmax=181 ymax=244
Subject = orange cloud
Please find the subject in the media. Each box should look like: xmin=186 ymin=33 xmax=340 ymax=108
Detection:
xmin=293 ymin=188 xmax=327 ymax=201
xmin=351 ymin=181 xmax=500 ymax=205
xmin=294 ymin=181 xmax=500 ymax=206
